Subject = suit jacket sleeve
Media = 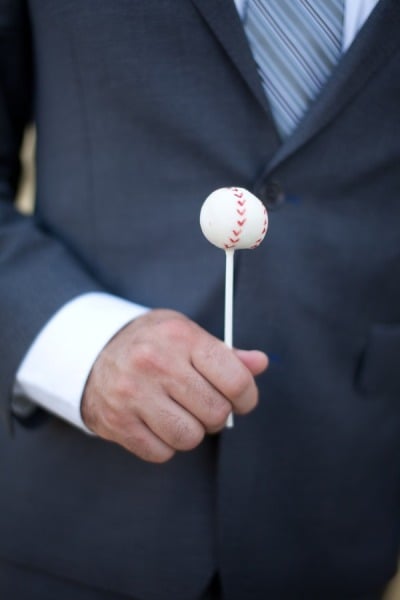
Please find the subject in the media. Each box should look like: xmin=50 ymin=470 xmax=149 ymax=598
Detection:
xmin=0 ymin=0 xmax=104 ymax=424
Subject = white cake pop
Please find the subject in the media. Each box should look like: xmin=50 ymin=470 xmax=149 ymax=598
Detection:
xmin=200 ymin=187 xmax=268 ymax=250
xmin=199 ymin=187 xmax=268 ymax=428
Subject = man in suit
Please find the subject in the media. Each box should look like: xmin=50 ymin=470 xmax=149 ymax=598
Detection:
xmin=0 ymin=0 xmax=399 ymax=598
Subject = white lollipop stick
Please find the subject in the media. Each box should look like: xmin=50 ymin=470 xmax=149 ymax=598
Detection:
xmin=200 ymin=187 xmax=268 ymax=428
xmin=224 ymin=248 xmax=235 ymax=427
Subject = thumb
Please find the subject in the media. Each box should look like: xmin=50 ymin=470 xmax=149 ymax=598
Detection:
xmin=235 ymin=349 xmax=269 ymax=376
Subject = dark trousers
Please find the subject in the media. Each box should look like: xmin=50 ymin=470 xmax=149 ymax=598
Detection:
xmin=0 ymin=559 xmax=221 ymax=600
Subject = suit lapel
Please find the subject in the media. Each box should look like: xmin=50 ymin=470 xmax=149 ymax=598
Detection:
xmin=192 ymin=0 xmax=400 ymax=176
xmin=191 ymin=0 xmax=271 ymax=114
xmin=266 ymin=0 xmax=400 ymax=173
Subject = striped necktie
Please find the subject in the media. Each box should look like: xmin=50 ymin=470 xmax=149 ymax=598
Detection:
xmin=243 ymin=0 xmax=345 ymax=139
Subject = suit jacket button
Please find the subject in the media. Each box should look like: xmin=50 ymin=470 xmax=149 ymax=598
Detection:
xmin=259 ymin=180 xmax=285 ymax=209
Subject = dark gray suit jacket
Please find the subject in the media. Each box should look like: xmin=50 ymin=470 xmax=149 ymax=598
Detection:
xmin=0 ymin=1 xmax=399 ymax=598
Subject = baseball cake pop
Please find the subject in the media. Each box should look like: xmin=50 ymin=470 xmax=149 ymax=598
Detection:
xmin=200 ymin=187 xmax=268 ymax=427
xmin=200 ymin=187 xmax=268 ymax=250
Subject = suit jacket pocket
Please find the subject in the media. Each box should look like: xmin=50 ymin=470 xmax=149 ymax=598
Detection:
xmin=357 ymin=323 xmax=400 ymax=397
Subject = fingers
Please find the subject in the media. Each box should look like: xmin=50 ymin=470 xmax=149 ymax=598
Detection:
xmin=82 ymin=309 xmax=267 ymax=464
xmin=140 ymin=396 xmax=206 ymax=452
xmin=88 ymin=391 xmax=177 ymax=463
xmin=119 ymin=418 xmax=176 ymax=464
xmin=191 ymin=337 xmax=261 ymax=416
xmin=234 ymin=349 xmax=269 ymax=376
xmin=165 ymin=368 xmax=233 ymax=433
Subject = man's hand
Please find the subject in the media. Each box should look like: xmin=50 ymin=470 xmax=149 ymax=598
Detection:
xmin=82 ymin=309 xmax=268 ymax=463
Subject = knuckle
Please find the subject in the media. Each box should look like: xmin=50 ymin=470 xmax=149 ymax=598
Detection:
xmin=235 ymin=384 xmax=259 ymax=415
xmin=206 ymin=401 xmax=231 ymax=429
xmin=227 ymin=368 xmax=253 ymax=400
xmin=103 ymin=404 xmax=126 ymax=431
xmin=113 ymin=374 xmax=135 ymax=400
xmin=160 ymin=317 xmax=183 ymax=337
xmin=127 ymin=419 xmax=148 ymax=444
xmin=123 ymin=424 xmax=175 ymax=464
xmin=181 ymin=424 xmax=205 ymax=451
xmin=198 ymin=338 xmax=220 ymax=364
xmin=132 ymin=343 xmax=162 ymax=374
xmin=157 ymin=316 xmax=192 ymax=345
xmin=83 ymin=391 xmax=121 ymax=436
xmin=170 ymin=421 xmax=191 ymax=449
xmin=160 ymin=410 xmax=204 ymax=451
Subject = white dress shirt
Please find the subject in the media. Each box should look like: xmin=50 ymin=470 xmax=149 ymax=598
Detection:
xmin=15 ymin=0 xmax=380 ymax=433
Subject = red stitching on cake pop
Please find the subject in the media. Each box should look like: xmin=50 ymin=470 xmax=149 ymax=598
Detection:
xmin=224 ymin=188 xmax=266 ymax=250
xmin=222 ymin=188 xmax=249 ymax=249
xmin=231 ymin=187 xmax=243 ymax=199
xmin=250 ymin=210 xmax=268 ymax=248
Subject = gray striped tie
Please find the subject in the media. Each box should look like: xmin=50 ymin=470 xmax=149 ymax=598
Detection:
xmin=244 ymin=0 xmax=344 ymax=138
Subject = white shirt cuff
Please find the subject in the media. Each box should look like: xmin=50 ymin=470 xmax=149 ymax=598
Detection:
xmin=14 ymin=292 xmax=149 ymax=433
